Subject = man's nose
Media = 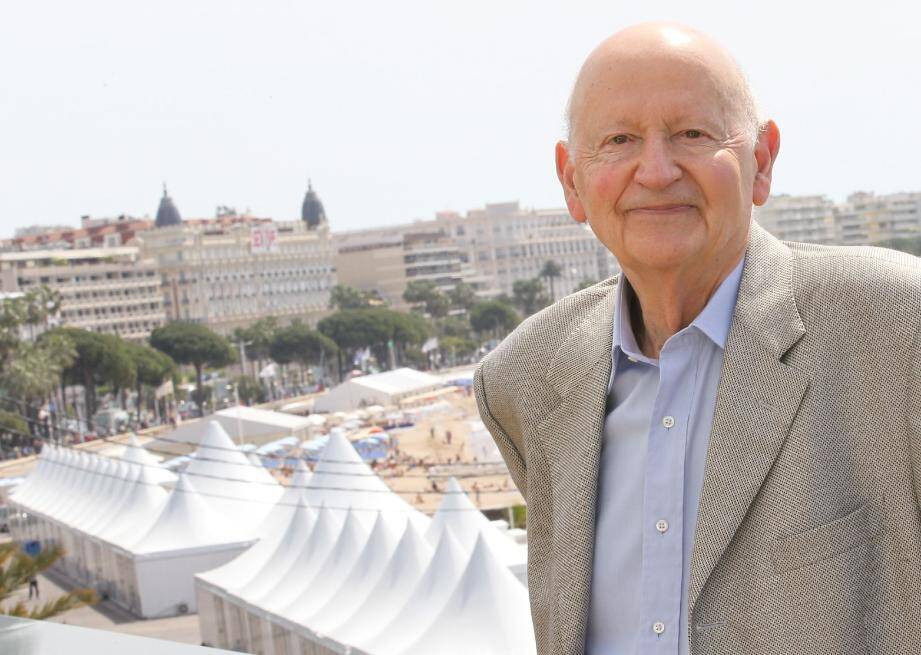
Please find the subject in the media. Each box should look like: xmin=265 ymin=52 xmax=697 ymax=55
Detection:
xmin=633 ymin=136 xmax=682 ymax=190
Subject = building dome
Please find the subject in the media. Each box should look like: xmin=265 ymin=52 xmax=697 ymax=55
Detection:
xmin=155 ymin=184 xmax=182 ymax=228
xmin=301 ymin=180 xmax=327 ymax=229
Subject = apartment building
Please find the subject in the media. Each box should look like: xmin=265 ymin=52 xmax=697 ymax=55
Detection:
xmin=333 ymin=201 xmax=618 ymax=308
xmin=333 ymin=223 xmax=471 ymax=309
xmin=0 ymin=247 xmax=166 ymax=341
xmin=136 ymin=186 xmax=335 ymax=334
xmin=835 ymin=191 xmax=921 ymax=246
xmin=753 ymin=194 xmax=838 ymax=244
xmin=436 ymin=202 xmax=619 ymax=302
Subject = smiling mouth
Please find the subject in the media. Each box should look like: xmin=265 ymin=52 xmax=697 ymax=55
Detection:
xmin=630 ymin=204 xmax=695 ymax=213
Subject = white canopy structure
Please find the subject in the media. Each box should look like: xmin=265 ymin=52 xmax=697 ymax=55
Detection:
xmin=181 ymin=421 xmax=283 ymax=531
xmin=387 ymin=534 xmax=535 ymax=655
xmin=117 ymin=434 xmax=178 ymax=485
xmin=6 ymin=425 xmax=283 ymax=620
xmin=196 ymin=468 xmax=534 ymax=655
xmin=426 ymin=477 xmax=527 ymax=584
xmin=312 ymin=368 xmax=443 ymax=413
xmin=146 ymin=406 xmax=314 ymax=454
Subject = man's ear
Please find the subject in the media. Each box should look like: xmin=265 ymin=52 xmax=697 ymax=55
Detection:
xmin=555 ymin=141 xmax=588 ymax=223
xmin=752 ymin=120 xmax=780 ymax=206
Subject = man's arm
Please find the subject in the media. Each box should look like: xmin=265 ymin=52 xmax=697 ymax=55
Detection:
xmin=910 ymin=322 xmax=921 ymax=511
xmin=474 ymin=361 xmax=528 ymax=497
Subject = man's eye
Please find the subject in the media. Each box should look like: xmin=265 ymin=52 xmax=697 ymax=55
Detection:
xmin=608 ymin=135 xmax=629 ymax=145
xmin=683 ymin=129 xmax=704 ymax=139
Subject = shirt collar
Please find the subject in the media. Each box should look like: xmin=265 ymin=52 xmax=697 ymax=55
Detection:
xmin=613 ymin=254 xmax=746 ymax=362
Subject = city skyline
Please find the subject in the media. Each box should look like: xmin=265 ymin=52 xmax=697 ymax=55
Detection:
xmin=3 ymin=2 xmax=921 ymax=239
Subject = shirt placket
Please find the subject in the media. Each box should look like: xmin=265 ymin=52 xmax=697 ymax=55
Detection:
xmin=634 ymin=335 xmax=696 ymax=653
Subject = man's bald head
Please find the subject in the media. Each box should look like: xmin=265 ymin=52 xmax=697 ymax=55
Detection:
xmin=566 ymin=23 xmax=760 ymax=145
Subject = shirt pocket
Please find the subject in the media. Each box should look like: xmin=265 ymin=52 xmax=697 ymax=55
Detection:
xmin=770 ymin=500 xmax=882 ymax=574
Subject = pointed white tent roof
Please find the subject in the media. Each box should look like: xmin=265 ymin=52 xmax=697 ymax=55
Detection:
xmin=277 ymin=507 xmax=369 ymax=623
xmin=101 ymin=464 xmax=170 ymax=549
xmin=146 ymin=405 xmax=313 ymax=454
xmin=426 ymin=477 xmax=526 ymax=568
xmin=347 ymin=527 xmax=469 ymax=655
xmin=250 ymin=503 xmax=347 ymax=616
xmin=182 ymin=421 xmax=282 ymax=529
xmin=48 ymin=452 xmax=98 ymax=522
xmin=306 ymin=434 xmax=428 ymax=533
xmin=11 ymin=446 xmax=50 ymax=504
xmin=322 ymin=519 xmax=434 ymax=648
xmin=83 ymin=463 xmax=142 ymax=537
xmin=65 ymin=457 xmax=118 ymax=529
xmin=252 ymin=459 xmax=312 ymax=538
xmin=121 ymin=434 xmax=177 ymax=485
xmin=14 ymin=446 xmax=55 ymax=509
xmin=228 ymin=498 xmax=317 ymax=602
xmin=70 ymin=458 xmax=129 ymax=530
xmin=127 ymin=473 xmax=252 ymax=557
xmin=394 ymin=533 xmax=536 ymax=655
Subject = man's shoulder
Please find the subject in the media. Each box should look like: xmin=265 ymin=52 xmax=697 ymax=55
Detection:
xmin=479 ymin=277 xmax=618 ymax=382
xmin=784 ymin=240 xmax=921 ymax=309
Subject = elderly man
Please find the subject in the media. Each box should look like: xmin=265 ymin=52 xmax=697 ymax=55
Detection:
xmin=474 ymin=22 xmax=921 ymax=655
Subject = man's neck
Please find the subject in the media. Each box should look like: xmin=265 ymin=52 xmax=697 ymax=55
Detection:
xmin=624 ymin=252 xmax=744 ymax=359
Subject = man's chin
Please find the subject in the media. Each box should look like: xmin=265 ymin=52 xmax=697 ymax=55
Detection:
xmin=619 ymin=232 xmax=704 ymax=272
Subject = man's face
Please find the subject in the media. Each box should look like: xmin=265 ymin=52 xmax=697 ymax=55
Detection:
xmin=559 ymin=52 xmax=761 ymax=275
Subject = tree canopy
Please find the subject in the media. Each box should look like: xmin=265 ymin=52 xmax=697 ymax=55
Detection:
xmin=49 ymin=328 xmax=136 ymax=419
xmin=269 ymin=322 xmax=338 ymax=368
xmin=328 ymin=285 xmax=385 ymax=311
xmin=403 ymin=280 xmax=449 ymax=319
xmin=318 ymin=307 xmax=431 ymax=371
xmin=150 ymin=322 xmax=235 ymax=415
xmin=512 ymin=278 xmax=551 ymax=316
xmin=470 ymin=300 xmax=520 ymax=336
xmin=540 ymin=260 xmax=563 ymax=300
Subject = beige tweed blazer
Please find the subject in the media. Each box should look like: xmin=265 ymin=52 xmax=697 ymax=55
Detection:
xmin=474 ymin=221 xmax=921 ymax=655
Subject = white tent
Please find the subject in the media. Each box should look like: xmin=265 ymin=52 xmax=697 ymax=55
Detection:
xmin=113 ymin=473 xmax=257 ymax=619
xmin=273 ymin=507 xmax=369 ymax=624
xmin=344 ymin=528 xmax=469 ymax=655
xmin=312 ymin=368 xmax=443 ymax=413
xmin=120 ymin=434 xmax=177 ymax=484
xmin=146 ymin=406 xmax=314 ymax=454
xmin=194 ymin=439 xmax=534 ymax=655
xmin=316 ymin=519 xmax=435 ymax=650
xmin=181 ymin=421 xmax=283 ymax=530
xmin=196 ymin=497 xmax=317 ymax=650
xmin=426 ymin=477 xmax=527 ymax=584
xmin=392 ymin=534 xmax=535 ymax=655
xmin=304 ymin=433 xmax=429 ymax=533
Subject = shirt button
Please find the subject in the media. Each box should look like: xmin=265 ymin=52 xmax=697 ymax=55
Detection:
xmin=653 ymin=621 xmax=666 ymax=635
xmin=627 ymin=356 xmax=637 ymax=363
xmin=662 ymin=415 xmax=675 ymax=429
xmin=655 ymin=519 xmax=669 ymax=533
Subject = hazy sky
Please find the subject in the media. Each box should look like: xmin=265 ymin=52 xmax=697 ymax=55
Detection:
xmin=2 ymin=1 xmax=920 ymax=238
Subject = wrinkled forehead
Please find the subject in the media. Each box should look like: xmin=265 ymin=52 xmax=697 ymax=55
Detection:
xmin=571 ymin=49 xmax=743 ymax=142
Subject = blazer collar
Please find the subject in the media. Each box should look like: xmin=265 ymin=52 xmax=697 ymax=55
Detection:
xmin=545 ymin=278 xmax=619 ymax=399
xmin=545 ymin=220 xmax=805 ymax=399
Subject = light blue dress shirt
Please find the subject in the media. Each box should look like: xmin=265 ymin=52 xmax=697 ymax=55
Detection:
xmin=585 ymin=256 xmax=745 ymax=655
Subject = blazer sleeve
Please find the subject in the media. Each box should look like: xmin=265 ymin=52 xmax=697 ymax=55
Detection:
xmin=910 ymin=323 xmax=921 ymax=510
xmin=474 ymin=360 xmax=528 ymax=497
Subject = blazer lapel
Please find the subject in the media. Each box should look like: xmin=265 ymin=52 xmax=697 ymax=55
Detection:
xmin=688 ymin=223 xmax=810 ymax=612
xmin=537 ymin=279 xmax=618 ymax=655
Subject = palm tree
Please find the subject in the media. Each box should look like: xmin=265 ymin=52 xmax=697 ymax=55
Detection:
xmin=540 ymin=260 xmax=562 ymax=301
xmin=0 ymin=542 xmax=96 ymax=619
